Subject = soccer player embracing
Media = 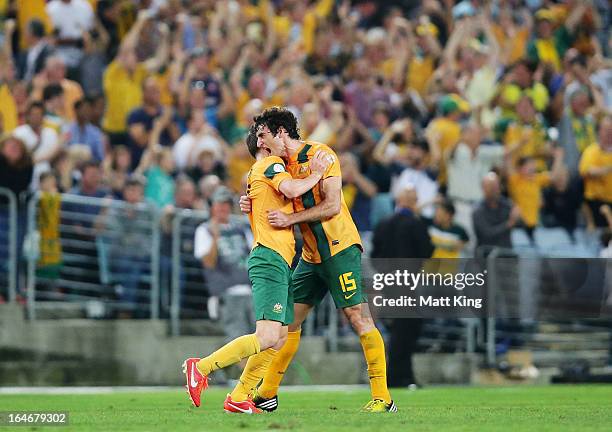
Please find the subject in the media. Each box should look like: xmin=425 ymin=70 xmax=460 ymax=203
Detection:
xmin=183 ymin=122 xmax=331 ymax=414
xmin=241 ymin=107 xmax=397 ymax=413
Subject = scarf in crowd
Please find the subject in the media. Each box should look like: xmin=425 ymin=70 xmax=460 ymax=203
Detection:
xmin=569 ymin=110 xmax=596 ymax=154
xmin=37 ymin=192 xmax=62 ymax=267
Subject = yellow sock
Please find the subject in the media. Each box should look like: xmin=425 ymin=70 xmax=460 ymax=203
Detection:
xmin=258 ymin=329 xmax=301 ymax=398
xmin=360 ymin=328 xmax=391 ymax=403
xmin=196 ymin=334 xmax=260 ymax=376
xmin=230 ymin=348 xmax=278 ymax=402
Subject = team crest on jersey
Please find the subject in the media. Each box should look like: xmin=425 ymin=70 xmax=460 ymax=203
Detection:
xmin=300 ymin=164 xmax=309 ymax=173
xmin=273 ymin=303 xmax=283 ymax=313
xmin=273 ymin=164 xmax=285 ymax=173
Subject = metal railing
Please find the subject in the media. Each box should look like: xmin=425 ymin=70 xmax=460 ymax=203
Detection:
xmin=483 ymin=246 xmax=610 ymax=367
xmin=25 ymin=192 xmax=161 ymax=319
xmin=170 ymin=208 xmax=210 ymax=335
xmin=0 ymin=187 xmax=18 ymax=302
xmin=14 ymin=192 xmax=609 ymax=368
xmin=20 ymin=193 xmax=331 ymax=338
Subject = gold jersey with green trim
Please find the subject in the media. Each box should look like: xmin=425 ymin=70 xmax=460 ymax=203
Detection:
xmin=246 ymin=156 xmax=296 ymax=266
xmin=286 ymin=141 xmax=362 ymax=264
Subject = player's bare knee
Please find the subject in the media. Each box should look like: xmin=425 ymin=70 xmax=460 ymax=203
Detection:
xmin=271 ymin=330 xmax=288 ymax=350
xmin=255 ymin=324 xmax=282 ymax=350
xmin=256 ymin=331 xmax=279 ymax=350
xmin=343 ymin=305 xmax=374 ymax=335
xmin=342 ymin=304 xmax=361 ymax=321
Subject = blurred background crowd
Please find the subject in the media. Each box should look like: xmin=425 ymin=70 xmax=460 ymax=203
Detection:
xmin=0 ymin=0 xmax=611 ymax=308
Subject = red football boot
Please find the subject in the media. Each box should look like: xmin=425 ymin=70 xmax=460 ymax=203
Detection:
xmin=223 ymin=394 xmax=263 ymax=414
xmin=182 ymin=358 xmax=209 ymax=407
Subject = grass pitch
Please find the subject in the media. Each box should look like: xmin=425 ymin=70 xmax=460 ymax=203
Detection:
xmin=1 ymin=385 xmax=611 ymax=431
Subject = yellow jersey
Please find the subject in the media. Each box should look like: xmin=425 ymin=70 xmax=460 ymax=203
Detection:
xmin=102 ymin=61 xmax=147 ymax=132
xmin=508 ymin=172 xmax=550 ymax=228
xmin=579 ymin=144 xmax=612 ymax=202
xmin=535 ymin=39 xmax=561 ymax=72
xmin=407 ymin=55 xmax=435 ymax=96
xmin=427 ymin=117 xmax=462 ymax=185
xmin=17 ymin=0 xmax=52 ymax=50
xmin=492 ymin=25 xmax=529 ymax=64
xmin=286 ymin=141 xmax=362 ymax=263
xmin=504 ymin=122 xmax=549 ymax=171
xmin=246 ymin=156 xmax=295 ymax=266
xmin=0 ymin=84 xmax=18 ymax=133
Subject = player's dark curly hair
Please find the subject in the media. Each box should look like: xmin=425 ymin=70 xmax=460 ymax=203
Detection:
xmin=246 ymin=123 xmax=259 ymax=158
xmin=253 ymin=107 xmax=301 ymax=140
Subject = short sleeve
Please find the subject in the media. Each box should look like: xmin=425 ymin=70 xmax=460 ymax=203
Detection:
xmin=578 ymin=146 xmax=595 ymax=176
xmin=262 ymin=157 xmax=292 ymax=192
xmin=321 ymin=147 xmax=341 ymax=178
xmin=457 ymin=226 xmax=469 ymax=242
xmin=127 ymin=109 xmax=141 ymax=126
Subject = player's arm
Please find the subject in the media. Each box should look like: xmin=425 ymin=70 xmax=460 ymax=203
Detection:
xmin=277 ymin=151 xmax=331 ymax=199
xmin=268 ymin=176 xmax=342 ymax=227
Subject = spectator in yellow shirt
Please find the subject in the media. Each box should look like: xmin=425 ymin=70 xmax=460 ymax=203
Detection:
xmin=102 ymin=11 xmax=169 ymax=145
xmin=579 ymin=115 xmax=612 ymax=228
xmin=0 ymin=59 xmax=18 ymax=133
xmin=507 ymin=148 xmax=564 ymax=243
xmin=526 ymin=7 xmax=586 ymax=73
xmin=426 ymin=94 xmax=469 ymax=185
xmin=16 ymin=0 xmax=52 ymax=50
xmin=504 ymin=95 xmax=551 ymax=171
xmin=491 ymin=8 xmax=530 ymax=65
xmin=31 ymin=56 xmax=84 ymax=121
xmin=391 ymin=17 xmax=441 ymax=98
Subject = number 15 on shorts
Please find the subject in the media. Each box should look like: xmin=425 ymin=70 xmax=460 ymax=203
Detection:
xmin=339 ymin=272 xmax=356 ymax=296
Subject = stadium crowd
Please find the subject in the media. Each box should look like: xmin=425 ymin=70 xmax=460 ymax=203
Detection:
xmin=0 ymin=0 xmax=611 ymax=308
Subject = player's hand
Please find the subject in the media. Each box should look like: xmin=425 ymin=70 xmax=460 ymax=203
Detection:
xmin=310 ymin=150 xmax=333 ymax=176
xmin=239 ymin=195 xmax=252 ymax=214
xmin=268 ymin=210 xmax=292 ymax=228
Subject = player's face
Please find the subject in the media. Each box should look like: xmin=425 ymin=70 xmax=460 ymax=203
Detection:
xmin=257 ymin=125 xmax=286 ymax=158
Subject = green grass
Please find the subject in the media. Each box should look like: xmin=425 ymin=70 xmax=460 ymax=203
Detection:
xmin=1 ymin=385 xmax=611 ymax=431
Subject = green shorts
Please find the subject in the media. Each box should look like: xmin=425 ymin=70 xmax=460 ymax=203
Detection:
xmin=247 ymin=245 xmax=294 ymax=325
xmin=292 ymin=244 xmax=365 ymax=309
